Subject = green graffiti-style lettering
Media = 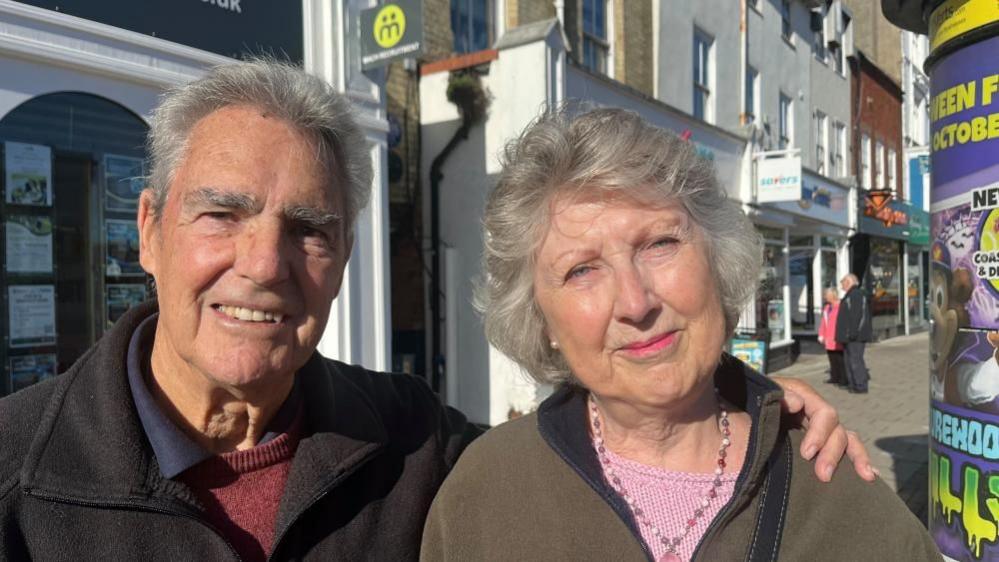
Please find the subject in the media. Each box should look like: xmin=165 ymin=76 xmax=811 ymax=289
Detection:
xmin=963 ymin=466 xmax=998 ymax=558
xmin=987 ymin=476 xmax=999 ymax=525
xmin=932 ymin=451 xmax=940 ymax=513
xmin=940 ymin=455 xmax=964 ymax=525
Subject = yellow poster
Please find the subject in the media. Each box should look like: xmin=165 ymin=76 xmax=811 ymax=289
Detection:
xmin=929 ymin=0 xmax=999 ymax=52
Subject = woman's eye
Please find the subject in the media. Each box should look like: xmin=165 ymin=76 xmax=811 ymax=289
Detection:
xmin=649 ymin=237 xmax=676 ymax=249
xmin=567 ymin=265 xmax=593 ymax=280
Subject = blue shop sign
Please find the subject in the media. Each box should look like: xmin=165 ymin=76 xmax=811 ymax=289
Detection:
xmin=858 ymin=191 xmax=916 ymax=241
xmin=763 ymin=170 xmax=850 ymax=227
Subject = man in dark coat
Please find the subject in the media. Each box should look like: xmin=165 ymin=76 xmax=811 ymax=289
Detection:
xmin=836 ymin=273 xmax=873 ymax=393
xmin=0 ymin=60 xmax=478 ymax=561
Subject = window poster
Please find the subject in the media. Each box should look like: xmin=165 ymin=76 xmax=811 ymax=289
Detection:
xmin=104 ymin=154 xmax=145 ymax=212
xmin=8 ymin=285 xmax=56 ymax=348
xmin=105 ymin=219 xmax=142 ymax=276
xmin=107 ymin=284 xmax=146 ymax=328
xmin=9 ymin=353 xmax=57 ymax=393
xmin=5 ymin=215 xmax=53 ymax=273
xmin=4 ymin=141 xmax=52 ymax=206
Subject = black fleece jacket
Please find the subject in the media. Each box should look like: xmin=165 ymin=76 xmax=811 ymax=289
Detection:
xmin=0 ymin=302 xmax=478 ymax=561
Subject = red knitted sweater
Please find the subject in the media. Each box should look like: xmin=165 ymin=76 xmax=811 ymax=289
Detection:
xmin=179 ymin=414 xmax=303 ymax=562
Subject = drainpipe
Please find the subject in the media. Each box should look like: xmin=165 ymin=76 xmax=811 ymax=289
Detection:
xmin=428 ymin=116 xmax=472 ymax=394
xmin=428 ymin=71 xmax=489 ymax=394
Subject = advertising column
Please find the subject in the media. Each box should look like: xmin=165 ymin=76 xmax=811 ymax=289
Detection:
xmin=923 ymin=1 xmax=999 ymax=559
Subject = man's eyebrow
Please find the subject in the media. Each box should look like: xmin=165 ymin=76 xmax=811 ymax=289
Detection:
xmin=285 ymin=205 xmax=341 ymax=227
xmin=184 ymin=187 xmax=259 ymax=212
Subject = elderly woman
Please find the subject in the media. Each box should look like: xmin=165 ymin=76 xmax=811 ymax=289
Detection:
xmin=421 ymin=109 xmax=938 ymax=561
xmin=818 ymin=287 xmax=847 ymax=387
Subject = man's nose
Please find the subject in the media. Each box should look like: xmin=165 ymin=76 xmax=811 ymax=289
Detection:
xmin=235 ymin=222 xmax=290 ymax=286
xmin=613 ymin=265 xmax=657 ymax=324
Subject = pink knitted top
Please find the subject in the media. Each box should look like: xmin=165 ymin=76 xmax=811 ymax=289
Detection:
xmin=598 ymin=447 xmax=738 ymax=562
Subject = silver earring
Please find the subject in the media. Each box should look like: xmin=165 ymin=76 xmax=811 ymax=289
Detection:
xmin=550 ymin=340 xmax=559 ymax=350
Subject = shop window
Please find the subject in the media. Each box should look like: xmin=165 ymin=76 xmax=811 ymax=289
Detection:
xmin=870 ymin=238 xmax=902 ymax=331
xmin=0 ymin=92 xmax=149 ymax=395
xmin=789 ymin=235 xmax=814 ymax=247
xmin=789 ymin=248 xmax=815 ymax=331
xmin=757 ymin=225 xmax=784 ymax=243
xmin=759 ymin=245 xmax=787 ymax=342
xmin=451 ymin=0 xmax=493 ymax=54
xmin=907 ymin=250 xmax=925 ymax=328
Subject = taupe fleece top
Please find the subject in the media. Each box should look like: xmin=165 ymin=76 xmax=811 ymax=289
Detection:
xmin=421 ymin=355 xmax=941 ymax=561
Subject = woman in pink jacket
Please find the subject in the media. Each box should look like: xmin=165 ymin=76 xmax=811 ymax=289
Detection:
xmin=818 ymin=287 xmax=847 ymax=386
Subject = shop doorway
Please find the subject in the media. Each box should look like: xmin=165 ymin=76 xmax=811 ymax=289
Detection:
xmin=0 ymin=92 xmax=149 ymax=395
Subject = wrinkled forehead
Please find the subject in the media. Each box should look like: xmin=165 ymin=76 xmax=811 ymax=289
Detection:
xmin=542 ymin=186 xmax=690 ymax=239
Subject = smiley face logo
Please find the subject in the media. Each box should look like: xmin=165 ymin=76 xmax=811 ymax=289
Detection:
xmin=373 ymin=4 xmax=406 ymax=48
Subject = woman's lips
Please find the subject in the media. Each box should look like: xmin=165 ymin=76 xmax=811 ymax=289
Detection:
xmin=619 ymin=332 xmax=677 ymax=356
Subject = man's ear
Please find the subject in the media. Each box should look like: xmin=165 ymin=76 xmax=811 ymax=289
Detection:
xmin=137 ymin=189 xmax=160 ymax=277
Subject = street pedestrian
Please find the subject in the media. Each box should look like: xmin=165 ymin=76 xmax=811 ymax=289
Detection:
xmin=836 ymin=273 xmax=873 ymax=393
xmin=818 ymin=287 xmax=847 ymax=387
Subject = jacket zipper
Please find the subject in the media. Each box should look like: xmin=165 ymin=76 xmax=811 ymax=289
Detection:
xmin=23 ymin=490 xmax=244 ymax=561
xmin=266 ymin=446 xmax=385 ymax=561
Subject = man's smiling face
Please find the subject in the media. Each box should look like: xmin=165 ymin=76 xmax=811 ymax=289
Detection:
xmin=138 ymin=104 xmax=349 ymax=391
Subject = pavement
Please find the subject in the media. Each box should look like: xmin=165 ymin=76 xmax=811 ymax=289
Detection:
xmin=773 ymin=332 xmax=931 ymax=525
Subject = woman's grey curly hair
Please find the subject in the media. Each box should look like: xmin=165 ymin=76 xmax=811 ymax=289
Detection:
xmin=476 ymin=106 xmax=763 ymax=384
xmin=145 ymin=58 xmax=372 ymax=230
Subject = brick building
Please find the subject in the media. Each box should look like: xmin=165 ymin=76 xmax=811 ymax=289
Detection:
xmin=849 ymin=49 xmax=921 ymax=339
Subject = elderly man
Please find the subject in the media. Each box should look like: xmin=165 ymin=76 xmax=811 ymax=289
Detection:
xmin=836 ymin=274 xmax=873 ymax=394
xmin=0 ymin=60 xmax=477 ymax=561
xmin=0 ymin=60 xmax=870 ymax=561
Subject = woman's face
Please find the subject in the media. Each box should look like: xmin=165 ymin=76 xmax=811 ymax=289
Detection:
xmin=533 ymin=193 xmax=727 ymax=410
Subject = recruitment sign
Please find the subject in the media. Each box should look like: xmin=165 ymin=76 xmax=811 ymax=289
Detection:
xmin=360 ymin=0 xmax=423 ymax=70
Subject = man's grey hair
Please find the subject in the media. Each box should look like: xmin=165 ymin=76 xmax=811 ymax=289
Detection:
xmin=146 ymin=58 xmax=372 ymax=229
xmin=476 ymin=107 xmax=763 ymax=384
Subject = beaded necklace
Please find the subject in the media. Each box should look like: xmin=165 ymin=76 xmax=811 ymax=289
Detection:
xmin=588 ymin=393 xmax=732 ymax=562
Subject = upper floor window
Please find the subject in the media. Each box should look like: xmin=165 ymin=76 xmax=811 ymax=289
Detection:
xmin=860 ymin=133 xmax=871 ymax=188
xmin=781 ymin=0 xmax=792 ymax=42
xmin=451 ymin=0 xmax=493 ymax=54
xmin=832 ymin=121 xmax=846 ymax=176
xmin=887 ymin=148 xmax=897 ymax=194
xmin=779 ymin=92 xmax=793 ymax=149
xmin=582 ymin=0 xmax=609 ymax=74
xmin=814 ymin=111 xmax=827 ymax=174
xmin=693 ymin=29 xmax=714 ymax=123
xmin=875 ymin=140 xmax=885 ymax=188
xmin=745 ymin=65 xmax=759 ymax=124
xmin=813 ymin=11 xmax=826 ymax=62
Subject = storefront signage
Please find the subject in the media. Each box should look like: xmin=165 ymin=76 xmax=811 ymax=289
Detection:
xmin=864 ymin=190 xmax=909 ymax=228
xmin=763 ymin=170 xmax=850 ymax=227
xmin=928 ymin=0 xmax=999 ymax=51
xmin=730 ymin=338 xmax=766 ymax=374
xmin=8 ymin=285 xmax=56 ymax=348
xmin=5 ymin=215 xmax=52 ymax=274
xmin=9 ymin=354 xmax=56 ymax=393
xmin=12 ymin=0 xmax=303 ymax=62
xmin=756 ymin=154 xmax=802 ymax=203
xmin=104 ymin=154 xmax=145 ymax=213
xmin=4 ymin=142 xmax=51 ymax=207
xmin=859 ymin=191 xmax=914 ymax=240
xmin=360 ymin=0 xmax=424 ymax=70
xmin=908 ymin=208 xmax=931 ymax=246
